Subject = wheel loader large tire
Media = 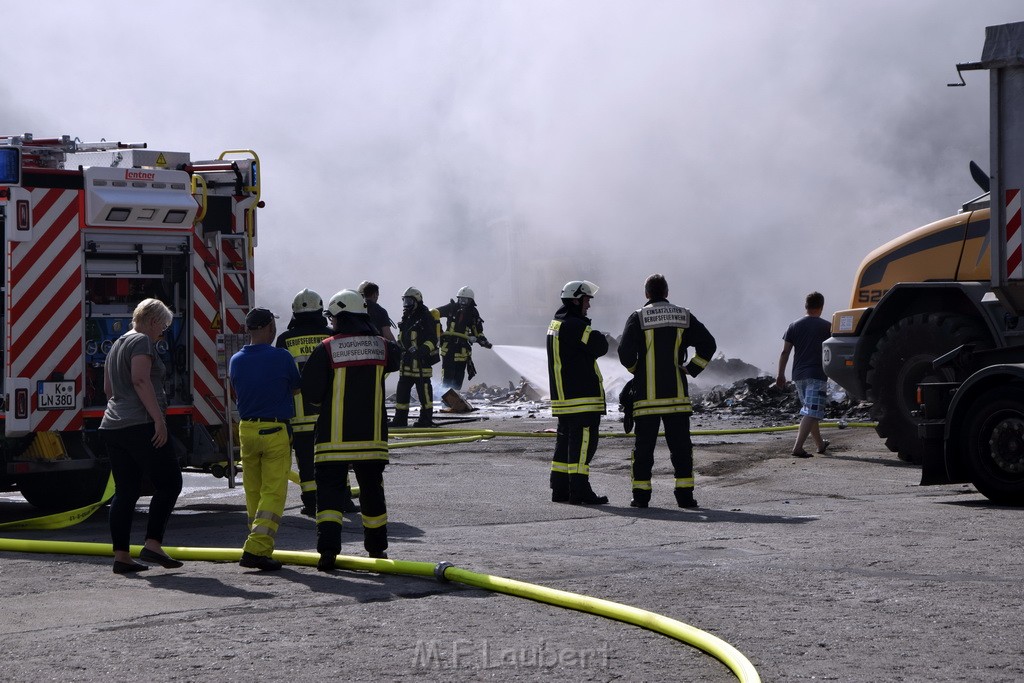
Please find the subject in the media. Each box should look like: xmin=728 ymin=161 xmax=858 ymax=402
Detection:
xmin=866 ymin=313 xmax=989 ymax=464
xmin=961 ymin=385 xmax=1024 ymax=505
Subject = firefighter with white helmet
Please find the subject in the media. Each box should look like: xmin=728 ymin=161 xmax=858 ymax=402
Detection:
xmin=275 ymin=288 xmax=358 ymax=517
xmin=301 ymin=289 xmax=401 ymax=569
xmin=434 ymin=285 xmax=492 ymax=391
xmin=546 ymin=279 xmax=610 ymax=505
xmin=391 ymin=286 xmax=440 ymax=427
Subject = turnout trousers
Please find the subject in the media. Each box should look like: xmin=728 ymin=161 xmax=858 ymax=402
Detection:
xmin=239 ymin=421 xmax=293 ymax=557
xmin=316 ymin=460 xmax=388 ymax=556
xmin=441 ymin=355 xmax=468 ymax=391
xmin=394 ymin=375 xmax=433 ymax=425
xmin=630 ymin=412 xmax=694 ymax=504
xmin=292 ymin=430 xmax=317 ymax=510
xmin=549 ymin=412 xmax=601 ymax=501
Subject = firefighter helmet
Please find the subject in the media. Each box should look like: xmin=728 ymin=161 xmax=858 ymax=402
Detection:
xmin=560 ymin=280 xmax=599 ymax=301
xmin=292 ymin=288 xmax=323 ymax=313
xmin=402 ymin=286 xmax=423 ymax=310
xmin=456 ymin=286 xmax=475 ymax=301
xmin=327 ymin=289 xmax=367 ymax=317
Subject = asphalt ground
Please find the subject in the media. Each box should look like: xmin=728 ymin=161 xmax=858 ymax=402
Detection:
xmin=0 ymin=408 xmax=1021 ymax=682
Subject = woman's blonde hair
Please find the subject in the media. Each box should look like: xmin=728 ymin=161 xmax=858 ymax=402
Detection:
xmin=132 ymin=298 xmax=173 ymax=328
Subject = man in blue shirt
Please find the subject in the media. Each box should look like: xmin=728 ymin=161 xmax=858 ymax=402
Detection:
xmin=776 ymin=292 xmax=833 ymax=457
xmin=229 ymin=307 xmax=301 ymax=571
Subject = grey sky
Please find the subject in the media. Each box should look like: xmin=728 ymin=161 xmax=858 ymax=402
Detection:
xmin=4 ymin=1 xmax=1021 ymax=375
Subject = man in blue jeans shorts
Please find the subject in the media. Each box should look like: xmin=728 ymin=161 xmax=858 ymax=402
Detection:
xmin=776 ymin=292 xmax=832 ymax=457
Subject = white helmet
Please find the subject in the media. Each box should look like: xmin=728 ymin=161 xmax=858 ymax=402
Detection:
xmin=327 ymin=289 xmax=367 ymax=317
xmin=560 ymin=280 xmax=599 ymax=301
xmin=401 ymin=286 xmax=421 ymax=305
xmin=456 ymin=285 xmax=475 ymax=300
xmin=292 ymin=288 xmax=323 ymax=313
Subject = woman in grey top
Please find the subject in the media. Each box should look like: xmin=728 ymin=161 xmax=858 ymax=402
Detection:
xmin=99 ymin=299 xmax=184 ymax=574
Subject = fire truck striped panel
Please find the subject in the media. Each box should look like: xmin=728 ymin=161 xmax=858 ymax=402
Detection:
xmin=191 ymin=239 xmax=224 ymax=425
xmin=6 ymin=187 xmax=84 ymax=432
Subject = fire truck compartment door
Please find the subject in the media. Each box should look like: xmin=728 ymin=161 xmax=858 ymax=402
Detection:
xmin=4 ymin=186 xmax=34 ymax=242
xmin=84 ymin=167 xmax=197 ymax=228
xmin=5 ymin=376 xmax=32 ymax=436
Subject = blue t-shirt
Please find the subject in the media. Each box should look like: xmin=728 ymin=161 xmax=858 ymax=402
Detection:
xmin=228 ymin=344 xmax=300 ymax=419
xmin=783 ymin=315 xmax=832 ymax=381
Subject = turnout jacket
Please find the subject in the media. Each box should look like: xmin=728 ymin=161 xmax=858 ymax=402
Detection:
xmin=546 ymin=304 xmax=609 ymax=416
xmin=275 ymin=311 xmax=333 ymax=433
xmin=300 ymin=314 xmax=401 ymax=463
xmin=397 ymin=303 xmax=440 ymax=378
xmin=435 ymin=300 xmax=489 ymax=363
xmin=617 ymin=298 xmax=716 ymax=417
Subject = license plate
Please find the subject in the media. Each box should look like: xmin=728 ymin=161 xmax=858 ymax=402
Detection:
xmin=37 ymin=381 xmax=76 ymax=410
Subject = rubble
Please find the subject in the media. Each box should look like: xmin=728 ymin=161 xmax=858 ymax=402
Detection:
xmin=691 ymin=376 xmax=872 ymax=423
xmin=426 ymin=373 xmax=873 ymax=425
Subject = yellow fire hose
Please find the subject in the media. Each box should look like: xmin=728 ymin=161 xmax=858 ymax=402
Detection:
xmin=0 ymin=536 xmax=760 ymax=682
xmin=0 ymin=421 xmax=878 ymax=679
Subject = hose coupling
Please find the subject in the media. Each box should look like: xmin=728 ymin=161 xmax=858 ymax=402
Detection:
xmin=434 ymin=561 xmax=455 ymax=582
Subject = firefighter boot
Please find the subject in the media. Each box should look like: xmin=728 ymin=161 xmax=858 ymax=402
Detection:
xmin=550 ymin=471 xmax=570 ymax=503
xmin=317 ymin=553 xmax=337 ymax=573
xmin=675 ymin=489 xmax=699 ymax=509
xmin=300 ymin=491 xmax=317 ymax=518
xmin=340 ymin=487 xmax=361 ymax=513
xmin=568 ymin=475 xmax=609 ymax=505
xmin=389 ymin=408 xmax=409 ymax=428
xmin=413 ymin=406 xmax=435 ymax=428
xmin=630 ymin=489 xmax=651 ymax=509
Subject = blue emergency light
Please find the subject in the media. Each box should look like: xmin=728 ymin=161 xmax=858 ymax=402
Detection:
xmin=0 ymin=147 xmax=20 ymax=185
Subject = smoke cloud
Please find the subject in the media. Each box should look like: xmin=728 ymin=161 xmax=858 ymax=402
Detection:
xmin=4 ymin=1 xmax=1021 ymax=380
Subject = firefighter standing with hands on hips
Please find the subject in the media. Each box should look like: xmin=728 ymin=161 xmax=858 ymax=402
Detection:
xmin=275 ymin=289 xmax=358 ymax=517
xmin=300 ymin=289 xmax=401 ymax=570
xmin=229 ymin=307 xmax=301 ymax=571
xmin=391 ymin=286 xmax=440 ymax=428
xmin=547 ymin=280 xmax=610 ymax=505
xmin=617 ymin=273 xmax=716 ymax=508
xmin=435 ymin=286 xmax=492 ymax=391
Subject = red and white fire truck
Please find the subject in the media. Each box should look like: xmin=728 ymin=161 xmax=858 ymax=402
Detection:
xmin=0 ymin=134 xmax=261 ymax=509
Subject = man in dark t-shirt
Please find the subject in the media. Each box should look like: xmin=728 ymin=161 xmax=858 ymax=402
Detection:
xmin=358 ymin=281 xmax=396 ymax=342
xmin=776 ymin=292 xmax=832 ymax=457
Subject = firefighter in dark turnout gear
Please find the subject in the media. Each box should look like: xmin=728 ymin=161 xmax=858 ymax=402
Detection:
xmin=617 ymin=274 xmax=716 ymax=508
xmin=392 ymin=286 xmax=440 ymax=428
xmin=547 ymin=280 xmax=610 ymax=505
xmin=435 ymin=285 xmax=492 ymax=391
xmin=300 ymin=289 xmax=401 ymax=571
xmin=276 ymin=289 xmax=358 ymax=517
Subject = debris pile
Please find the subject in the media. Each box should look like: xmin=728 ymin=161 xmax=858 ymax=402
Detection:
xmin=691 ymin=377 xmax=872 ymax=422
xmin=436 ymin=369 xmax=873 ymax=424
xmin=462 ymin=379 xmax=544 ymax=404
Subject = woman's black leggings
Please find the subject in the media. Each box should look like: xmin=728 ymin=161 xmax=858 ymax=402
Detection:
xmin=100 ymin=423 xmax=183 ymax=552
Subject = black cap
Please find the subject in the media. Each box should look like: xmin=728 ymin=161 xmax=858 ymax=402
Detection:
xmin=245 ymin=308 xmax=277 ymax=330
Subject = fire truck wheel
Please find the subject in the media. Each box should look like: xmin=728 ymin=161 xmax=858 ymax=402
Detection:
xmin=17 ymin=464 xmax=112 ymax=511
xmin=961 ymin=385 xmax=1024 ymax=505
xmin=866 ymin=313 xmax=988 ymax=464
